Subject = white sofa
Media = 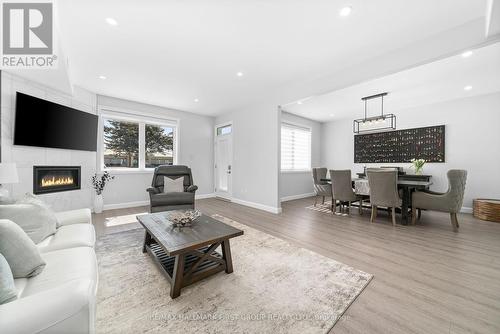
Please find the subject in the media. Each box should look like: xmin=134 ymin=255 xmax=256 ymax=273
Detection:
xmin=0 ymin=208 xmax=98 ymax=334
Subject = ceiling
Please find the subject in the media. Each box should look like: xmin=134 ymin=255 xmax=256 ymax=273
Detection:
xmin=283 ymin=41 xmax=500 ymax=122
xmin=53 ymin=0 xmax=492 ymax=116
xmin=5 ymin=0 xmax=493 ymax=116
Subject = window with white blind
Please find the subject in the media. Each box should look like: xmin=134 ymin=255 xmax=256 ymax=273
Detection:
xmin=281 ymin=122 xmax=311 ymax=171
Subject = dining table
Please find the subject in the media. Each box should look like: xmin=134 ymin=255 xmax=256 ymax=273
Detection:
xmin=320 ymin=177 xmax=432 ymax=225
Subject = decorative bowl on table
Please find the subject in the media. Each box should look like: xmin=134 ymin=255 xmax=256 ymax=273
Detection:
xmin=168 ymin=209 xmax=202 ymax=228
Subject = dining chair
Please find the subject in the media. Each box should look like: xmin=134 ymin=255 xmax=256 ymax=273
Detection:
xmin=411 ymin=169 xmax=467 ymax=232
xmin=367 ymin=169 xmax=401 ymax=226
xmin=330 ymin=170 xmax=363 ymax=215
xmin=312 ymin=167 xmax=332 ymax=206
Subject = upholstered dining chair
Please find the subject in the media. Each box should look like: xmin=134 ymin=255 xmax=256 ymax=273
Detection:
xmin=312 ymin=167 xmax=332 ymax=207
xmin=330 ymin=169 xmax=363 ymax=215
xmin=367 ymin=169 xmax=401 ymax=226
xmin=411 ymin=169 xmax=467 ymax=232
xmin=146 ymin=165 xmax=198 ymax=213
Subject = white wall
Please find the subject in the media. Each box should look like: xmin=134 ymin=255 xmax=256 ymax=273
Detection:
xmin=215 ymin=101 xmax=280 ymax=213
xmin=0 ymin=72 xmax=215 ymax=211
xmin=97 ymin=95 xmax=214 ymax=209
xmin=279 ymin=111 xmax=322 ymax=201
xmin=1 ymin=72 xmax=97 ymax=211
xmin=321 ymin=92 xmax=500 ymax=211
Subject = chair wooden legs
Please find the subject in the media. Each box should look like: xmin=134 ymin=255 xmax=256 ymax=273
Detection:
xmin=450 ymin=213 xmax=459 ymax=232
xmin=411 ymin=207 xmax=417 ymax=225
xmin=358 ymin=199 xmax=363 ymax=215
xmin=314 ymin=196 xmax=318 ymax=207
xmin=418 ymin=209 xmax=422 ymax=220
xmin=391 ymin=207 xmax=396 ymax=226
xmin=331 ymin=199 xmax=336 ymax=213
xmin=322 ymin=196 xmax=325 ymax=204
xmin=370 ymin=206 xmax=377 ymax=222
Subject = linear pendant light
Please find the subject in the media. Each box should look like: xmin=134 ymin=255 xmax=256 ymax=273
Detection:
xmin=353 ymin=92 xmax=396 ymax=133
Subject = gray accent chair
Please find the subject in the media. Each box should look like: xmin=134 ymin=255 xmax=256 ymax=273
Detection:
xmin=146 ymin=165 xmax=198 ymax=213
xmin=330 ymin=169 xmax=363 ymax=215
xmin=312 ymin=167 xmax=332 ymax=206
xmin=411 ymin=169 xmax=467 ymax=232
xmin=367 ymin=169 xmax=401 ymax=226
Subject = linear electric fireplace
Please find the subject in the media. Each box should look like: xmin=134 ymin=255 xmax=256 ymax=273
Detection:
xmin=33 ymin=166 xmax=81 ymax=194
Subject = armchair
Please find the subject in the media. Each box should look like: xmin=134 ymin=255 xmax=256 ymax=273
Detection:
xmin=147 ymin=165 xmax=198 ymax=213
xmin=312 ymin=167 xmax=333 ymax=207
xmin=411 ymin=169 xmax=467 ymax=231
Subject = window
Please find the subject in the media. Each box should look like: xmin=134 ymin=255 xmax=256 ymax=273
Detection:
xmin=281 ymin=122 xmax=311 ymax=171
xmin=145 ymin=124 xmax=174 ymax=168
xmin=100 ymin=111 xmax=177 ymax=171
xmin=217 ymin=124 xmax=232 ymax=136
xmin=103 ymin=119 xmax=139 ymax=168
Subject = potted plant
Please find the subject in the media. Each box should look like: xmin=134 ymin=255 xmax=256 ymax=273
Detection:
xmin=410 ymin=158 xmax=426 ymax=175
xmin=91 ymin=171 xmax=114 ymax=213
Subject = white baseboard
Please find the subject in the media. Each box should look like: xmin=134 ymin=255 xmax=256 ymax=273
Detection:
xmin=231 ymin=197 xmax=282 ymax=214
xmin=196 ymin=193 xmax=216 ymax=199
xmin=280 ymin=192 xmax=315 ymax=203
xmin=102 ymin=193 xmax=215 ymax=211
xmin=461 ymin=206 xmax=472 ymax=214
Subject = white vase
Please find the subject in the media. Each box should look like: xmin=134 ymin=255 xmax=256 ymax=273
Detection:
xmin=94 ymin=194 xmax=103 ymax=213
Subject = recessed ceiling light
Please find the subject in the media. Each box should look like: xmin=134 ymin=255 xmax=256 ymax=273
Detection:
xmin=339 ymin=6 xmax=352 ymax=17
xmin=99 ymin=75 xmax=107 ymax=80
xmin=464 ymin=85 xmax=472 ymax=91
xmin=297 ymin=101 xmax=303 ymax=105
xmin=194 ymin=98 xmax=199 ymax=103
xmin=329 ymin=114 xmax=334 ymax=117
xmin=105 ymin=17 xmax=118 ymax=26
xmin=461 ymin=50 xmax=473 ymax=58
xmin=236 ymin=72 xmax=244 ymax=77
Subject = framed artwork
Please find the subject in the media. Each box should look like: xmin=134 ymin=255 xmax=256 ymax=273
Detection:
xmin=354 ymin=125 xmax=445 ymax=163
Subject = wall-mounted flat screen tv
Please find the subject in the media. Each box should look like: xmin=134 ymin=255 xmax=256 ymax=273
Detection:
xmin=14 ymin=92 xmax=98 ymax=152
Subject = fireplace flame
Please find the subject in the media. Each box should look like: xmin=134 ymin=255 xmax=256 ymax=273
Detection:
xmin=41 ymin=176 xmax=74 ymax=187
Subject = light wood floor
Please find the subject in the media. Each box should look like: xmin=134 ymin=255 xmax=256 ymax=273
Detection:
xmin=93 ymin=197 xmax=500 ymax=334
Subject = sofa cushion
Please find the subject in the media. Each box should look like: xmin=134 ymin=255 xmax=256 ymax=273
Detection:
xmin=0 ymin=219 xmax=46 ymax=278
xmin=13 ymin=278 xmax=28 ymax=298
xmin=54 ymin=208 xmax=92 ymax=227
xmin=0 ymin=202 xmax=57 ymax=244
xmin=151 ymin=191 xmax=195 ymax=206
xmin=37 ymin=224 xmax=96 ymax=253
xmin=0 ymin=254 xmax=17 ymax=304
xmin=20 ymin=247 xmax=97 ymax=298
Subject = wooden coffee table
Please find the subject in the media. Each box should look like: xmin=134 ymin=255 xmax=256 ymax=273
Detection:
xmin=137 ymin=211 xmax=243 ymax=298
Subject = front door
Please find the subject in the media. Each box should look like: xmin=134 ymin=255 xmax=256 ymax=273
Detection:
xmin=215 ymin=123 xmax=232 ymax=200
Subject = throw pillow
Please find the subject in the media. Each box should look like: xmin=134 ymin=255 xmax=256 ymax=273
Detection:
xmin=0 ymin=219 xmax=46 ymax=278
xmin=18 ymin=192 xmax=62 ymax=228
xmin=0 ymin=195 xmax=57 ymax=244
xmin=163 ymin=176 xmax=184 ymax=193
xmin=0 ymin=253 xmax=17 ymax=304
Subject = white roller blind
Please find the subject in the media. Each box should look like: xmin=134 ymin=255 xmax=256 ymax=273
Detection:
xmin=281 ymin=123 xmax=311 ymax=171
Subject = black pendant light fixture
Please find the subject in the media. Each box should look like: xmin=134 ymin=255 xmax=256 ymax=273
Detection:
xmin=353 ymin=92 xmax=396 ymax=133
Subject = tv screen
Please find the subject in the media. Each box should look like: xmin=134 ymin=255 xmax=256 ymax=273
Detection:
xmin=14 ymin=92 xmax=98 ymax=151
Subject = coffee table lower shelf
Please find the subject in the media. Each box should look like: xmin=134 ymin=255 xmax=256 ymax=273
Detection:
xmin=145 ymin=242 xmax=228 ymax=298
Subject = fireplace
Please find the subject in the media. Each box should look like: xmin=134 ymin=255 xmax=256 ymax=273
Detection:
xmin=33 ymin=166 xmax=81 ymax=194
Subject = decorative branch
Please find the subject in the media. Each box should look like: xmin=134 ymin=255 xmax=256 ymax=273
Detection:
xmin=91 ymin=171 xmax=115 ymax=195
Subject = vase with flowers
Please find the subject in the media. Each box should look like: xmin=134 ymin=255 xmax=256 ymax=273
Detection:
xmin=91 ymin=171 xmax=114 ymax=213
xmin=410 ymin=159 xmax=426 ymax=175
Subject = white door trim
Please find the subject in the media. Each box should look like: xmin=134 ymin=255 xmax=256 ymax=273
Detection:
xmin=214 ymin=121 xmax=233 ymax=200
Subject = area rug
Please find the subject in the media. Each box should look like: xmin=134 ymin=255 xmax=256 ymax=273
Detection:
xmin=305 ymin=201 xmax=335 ymax=213
xmin=95 ymin=214 xmax=372 ymax=334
